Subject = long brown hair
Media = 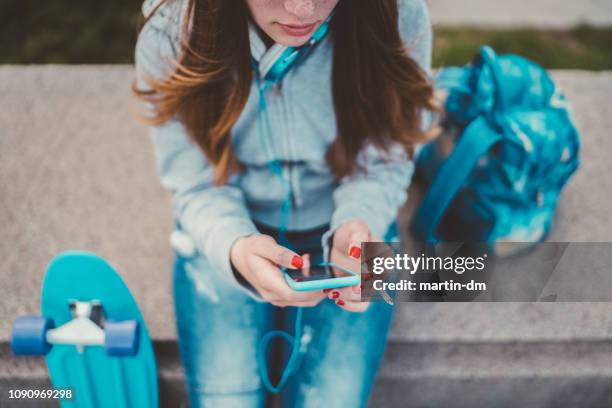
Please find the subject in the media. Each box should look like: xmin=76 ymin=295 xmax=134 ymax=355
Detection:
xmin=134 ymin=0 xmax=437 ymax=185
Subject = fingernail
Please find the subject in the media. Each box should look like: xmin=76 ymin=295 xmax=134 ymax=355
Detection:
xmin=349 ymin=246 xmax=361 ymax=259
xmin=336 ymin=299 xmax=345 ymax=306
xmin=291 ymin=255 xmax=303 ymax=269
xmin=323 ymin=288 xmax=332 ymax=293
xmin=331 ymin=291 xmax=340 ymax=299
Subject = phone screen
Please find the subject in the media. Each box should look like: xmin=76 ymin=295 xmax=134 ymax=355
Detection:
xmin=285 ymin=263 xmax=354 ymax=282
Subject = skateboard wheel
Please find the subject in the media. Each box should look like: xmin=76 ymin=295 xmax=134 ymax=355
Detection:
xmin=104 ymin=320 xmax=140 ymax=356
xmin=11 ymin=316 xmax=54 ymax=356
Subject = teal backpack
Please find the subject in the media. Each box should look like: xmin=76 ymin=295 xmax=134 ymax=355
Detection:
xmin=411 ymin=46 xmax=580 ymax=254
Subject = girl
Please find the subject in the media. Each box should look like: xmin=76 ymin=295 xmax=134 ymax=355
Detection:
xmin=134 ymin=0 xmax=435 ymax=406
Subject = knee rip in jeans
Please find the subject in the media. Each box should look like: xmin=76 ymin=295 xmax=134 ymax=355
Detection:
xmin=299 ymin=324 xmax=314 ymax=354
xmin=185 ymin=257 xmax=220 ymax=303
xmin=189 ymin=377 xmax=263 ymax=396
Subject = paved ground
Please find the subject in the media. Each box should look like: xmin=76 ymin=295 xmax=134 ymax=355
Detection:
xmin=428 ymin=0 xmax=612 ymax=28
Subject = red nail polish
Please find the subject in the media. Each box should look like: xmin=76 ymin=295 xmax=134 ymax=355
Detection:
xmin=332 ymin=291 xmax=340 ymax=299
xmin=337 ymin=299 xmax=345 ymax=306
xmin=349 ymin=246 xmax=361 ymax=259
xmin=291 ymin=255 xmax=303 ymax=269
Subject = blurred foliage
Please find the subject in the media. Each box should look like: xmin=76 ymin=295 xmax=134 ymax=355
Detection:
xmin=1 ymin=0 xmax=611 ymax=69
xmin=434 ymin=25 xmax=612 ymax=70
xmin=0 ymin=0 xmax=143 ymax=64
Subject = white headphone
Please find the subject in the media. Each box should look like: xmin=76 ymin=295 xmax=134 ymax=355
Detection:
xmin=249 ymin=13 xmax=333 ymax=84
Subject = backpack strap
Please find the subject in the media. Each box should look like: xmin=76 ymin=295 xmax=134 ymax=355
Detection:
xmin=412 ymin=117 xmax=503 ymax=243
xmin=412 ymin=46 xmax=508 ymax=243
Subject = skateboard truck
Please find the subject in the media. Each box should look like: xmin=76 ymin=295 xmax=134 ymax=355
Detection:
xmin=11 ymin=300 xmax=140 ymax=357
xmin=48 ymin=300 xmax=106 ymax=353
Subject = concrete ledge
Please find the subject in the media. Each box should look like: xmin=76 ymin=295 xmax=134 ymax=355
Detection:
xmin=1 ymin=66 xmax=612 ymax=406
xmin=2 ymin=67 xmax=612 ymax=342
xmin=0 ymin=65 xmax=175 ymax=342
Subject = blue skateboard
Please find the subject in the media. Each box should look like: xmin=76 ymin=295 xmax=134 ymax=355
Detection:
xmin=11 ymin=251 xmax=159 ymax=408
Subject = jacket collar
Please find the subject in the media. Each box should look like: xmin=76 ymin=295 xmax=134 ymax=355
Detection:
xmin=248 ymin=21 xmax=267 ymax=63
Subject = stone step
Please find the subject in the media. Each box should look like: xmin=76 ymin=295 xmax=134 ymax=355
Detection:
xmin=371 ymin=339 xmax=612 ymax=408
xmin=0 ymin=341 xmax=188 ymax=408
xmin=371 ymin=374 xmax=612 ymax=408
xmin=4 ymin=337 xmax=612 ymax=407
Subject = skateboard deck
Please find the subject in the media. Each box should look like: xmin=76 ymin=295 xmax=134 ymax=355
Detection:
xmin=16 ymin=251 xmax=159 ymax=408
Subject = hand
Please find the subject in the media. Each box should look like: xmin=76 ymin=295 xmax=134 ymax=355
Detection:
xmin=327 ymin=220 xmax=380 ymax=313
xmin=230 ymin=234 xmax=326 ymax=307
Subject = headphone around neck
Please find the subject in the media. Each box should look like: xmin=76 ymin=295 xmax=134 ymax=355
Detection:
xmin=253 ymin=13 xmax=333 ymax=84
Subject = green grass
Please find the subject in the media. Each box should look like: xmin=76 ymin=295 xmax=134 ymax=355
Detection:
xmin=434 ymin=26 xmax=612 ymax=70
xmin=0 ymin=0 xmax=143 ymax=64
xmin=1 ymin=0 xmax=611 ymax=69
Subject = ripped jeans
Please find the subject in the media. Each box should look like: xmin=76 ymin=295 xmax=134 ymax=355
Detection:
xmin=173 ymin=223 xmax=395 ymax=407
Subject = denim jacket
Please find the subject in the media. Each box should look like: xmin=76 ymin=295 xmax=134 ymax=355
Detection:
xmin=135 ymin=0 xmax=432 ymax=298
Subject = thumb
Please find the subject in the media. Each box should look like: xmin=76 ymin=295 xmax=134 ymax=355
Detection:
xmin=251 ymin=235 xmax=303 ymax=269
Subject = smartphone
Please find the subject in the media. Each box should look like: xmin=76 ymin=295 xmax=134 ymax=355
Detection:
xmin=283 ymin=262 xmax=360 ymax=291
